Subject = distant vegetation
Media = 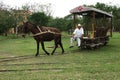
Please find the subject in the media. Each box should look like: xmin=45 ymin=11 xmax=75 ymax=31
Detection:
xmin=0 ymin=2 xmax=120 ymax=36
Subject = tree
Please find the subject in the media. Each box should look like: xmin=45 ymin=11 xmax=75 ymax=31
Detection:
xmin=22 ymin=3 xmax=53 ymax=17
xmin=95 ymin=2 xmax=120 ymax=32
xmin=112 ymin=7 xmax=120 ymax=32
xmin=0 ymin=10 xmax=15 ymax=36
xmin=48 ymin=17 xmax=66 ymax=31
xmin=28 ymin=12 xmax=49 ymax=26
xmin=0 ymin=2 xmax=15 ymax=36
xmin=85 ymin=2 xmax=120 ymax=32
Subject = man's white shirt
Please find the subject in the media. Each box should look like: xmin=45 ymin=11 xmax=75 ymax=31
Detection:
xmin=73 ymin=27 xmax=84 ymax=38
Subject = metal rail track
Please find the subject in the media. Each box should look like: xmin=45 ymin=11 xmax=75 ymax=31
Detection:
xmin=0 ymin=68 xmax=65 ymax=72
xmin=0 ymin=55 xmax=41 ymax=62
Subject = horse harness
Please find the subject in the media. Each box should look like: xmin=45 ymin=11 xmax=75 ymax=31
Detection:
xmin=33 ymin=26 xmax=60 ymax=37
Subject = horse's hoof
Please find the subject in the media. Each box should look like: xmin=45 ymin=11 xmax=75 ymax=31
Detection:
xmin=46 ymin=53 xmax=50 ymax=55
xmin=51 ymin=53 xmax=54 ymax=55
xmin=35 ymin=53 xmax=39 ymax=57
xmin=35 ymin=55 xmax=38 ymax=57
xmin=62 ymin=51 xmax=65 ymax=54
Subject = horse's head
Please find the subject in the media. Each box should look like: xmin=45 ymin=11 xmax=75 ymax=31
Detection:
xmin=22 ymin=22 xmax=29 ymax=38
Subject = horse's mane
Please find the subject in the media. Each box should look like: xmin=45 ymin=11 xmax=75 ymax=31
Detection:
xmin=25 ymin=21 xmax=37 ymax=27
xmin=25 ymin=21 xmax=32 ymax=24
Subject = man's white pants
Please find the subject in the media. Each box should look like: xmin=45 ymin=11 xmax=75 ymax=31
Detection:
xmin=70 ymin=37 xmax=81 ymax=46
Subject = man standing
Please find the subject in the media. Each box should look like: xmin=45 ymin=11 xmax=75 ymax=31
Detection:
xmin=69 ymin=24 xmax=84 ymax=48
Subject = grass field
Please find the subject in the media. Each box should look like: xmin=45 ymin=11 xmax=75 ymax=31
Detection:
xmin=0 ymin=32 xmax=120 ymax=80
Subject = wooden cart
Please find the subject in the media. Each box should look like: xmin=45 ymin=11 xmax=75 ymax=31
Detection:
xmin=70 ymin=6 xmax=113 ymax=49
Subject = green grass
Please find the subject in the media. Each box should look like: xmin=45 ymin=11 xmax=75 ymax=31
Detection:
xmin=0 ymin=32 xmax=120 ymax=80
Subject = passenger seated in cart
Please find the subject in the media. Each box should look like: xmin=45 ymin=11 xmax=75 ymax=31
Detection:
xmin=69 ymin=24 xmax=84 ymax=48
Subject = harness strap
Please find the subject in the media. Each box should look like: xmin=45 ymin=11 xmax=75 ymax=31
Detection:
xmin=37 ymin=26 xmax=42 ymax=32
xmin=33 ymin=26 xmax=61 ymax=37
xmin=33 ymin=31 xmax=61 ymax=37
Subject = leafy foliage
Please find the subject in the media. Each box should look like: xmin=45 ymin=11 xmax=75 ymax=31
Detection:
xmin=0 ymin=2 xmax=120 ymax=35
xmin=28 ymin=12 xmax=49 ymax=26
xmin=0 ymin=10 xmax=14 ymax=35
xmin=94 ymin=2 xmax=120 ymax=32
xmin=48 ymin=18 xmax=66 ymax=31
xmin=83 ymin=2 xmax=120 ymax=32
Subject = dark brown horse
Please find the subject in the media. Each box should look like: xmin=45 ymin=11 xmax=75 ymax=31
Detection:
xmin=22 ymin=21 xmax=64 ymax=56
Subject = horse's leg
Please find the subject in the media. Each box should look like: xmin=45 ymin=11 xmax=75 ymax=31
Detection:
xmin=59 ymin=42 xmax=64 ymax=54
xmin=58 ymin=37 xmax=64 ymax=54
xmin=35 ymin=41 xmax=39 ymax=56
xmin=51 ymin=40 xmax=58 ymax=55
xmin=40 ymin=41 xmax=50 ymax=55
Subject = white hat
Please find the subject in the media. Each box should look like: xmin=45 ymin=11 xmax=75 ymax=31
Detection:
xmin=78 ymin=24 xmax=81 ymax=26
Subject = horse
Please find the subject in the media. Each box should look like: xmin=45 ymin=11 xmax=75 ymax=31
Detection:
xmin=22 ymin=21 xmax=64 ymax=56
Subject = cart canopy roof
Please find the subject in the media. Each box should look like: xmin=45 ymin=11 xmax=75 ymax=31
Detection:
xmin=70 ymin=6 xmax=113 ymax=18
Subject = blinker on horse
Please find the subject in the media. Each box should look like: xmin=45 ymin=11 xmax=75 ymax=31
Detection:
xmin=22 ymin=21 xmax=64 ymax=56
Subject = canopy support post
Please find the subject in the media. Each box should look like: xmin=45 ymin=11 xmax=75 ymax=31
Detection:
xmin=110 ymin=17 xmax=113 ymax=37
xmin=92 ymin=12 xmax=95 ymax=38
xmin=85 ymin=16 xmax=88 ymax=36
xmin=103 ymin=15 xmax=106 ymax=27
xmin=73 ymin=14 xmax=76 ymax=29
